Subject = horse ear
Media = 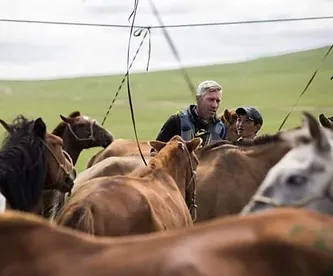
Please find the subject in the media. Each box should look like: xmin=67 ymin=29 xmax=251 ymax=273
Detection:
xmin=303 ymin=112 xmax=330 ymax=153
xmin=60 ymin=115 xmax=74 ymax=124
xmin=186 ymin=137 xmax=203 ymax=152
xmin=69 ymin=111 xmax=81 ymax=118
xmin=223 ymin=109 xmax=231 ymax=123
xmin=319 ymin=114 xmax=333 ymax=129
xmin=0 ymin=119 xmax=13 ymax=134
xmin=148 ymin=140 xmax=167 ymax=152
xmin=33 ymin=118 xmax=47 ymax=138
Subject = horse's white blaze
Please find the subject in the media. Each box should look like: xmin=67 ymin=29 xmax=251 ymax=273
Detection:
xmin=0 ymin=192 xmax=6 ymax=213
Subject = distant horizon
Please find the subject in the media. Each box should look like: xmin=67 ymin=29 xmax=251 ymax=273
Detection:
xmin=0 ymin=44 xmax=329 ymax=82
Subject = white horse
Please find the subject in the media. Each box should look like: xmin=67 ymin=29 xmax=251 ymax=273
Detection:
xmin=241 ymin=111 xmax=333 ymax=215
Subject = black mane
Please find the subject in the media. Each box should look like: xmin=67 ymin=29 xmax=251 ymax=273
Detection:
xmin=202 ymin=133 xmax=282 ymax=152
xmin=0 ymin=115 xmax=47 ymax=211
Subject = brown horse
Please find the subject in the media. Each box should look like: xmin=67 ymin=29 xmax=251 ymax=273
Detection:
xmin=319 ymin=113 xmax=333 ymax=130
xmin=73 ymin=156 xmax=150 ymax=189
xmin=1 ymin=208 xmax=333 ymax=276
xmin=54 ymin=129 xmax=301 ymax=224
xmin=48 ymin=156 xmax=151 ymax=220
xmin=55 ymin=135 xmax=202 ymax=237
xmin=0 ymin=115 xmax=75 ymax=213
xmin=193 ymin=130 xmax=301 ymax=222
xmin=219 ymin=108 xmax=238 ymax=141
xmin=86 ymin=139 xmax=151 ymax=168
xmin=48 ymin=155 xmax=151 ymax=220
xmin=86 ymin=108 xmax=238 ymax=168
xmin=53 ymin=111 xmax=114 ymax=165
xmin=41 ymin=111 xmax=114 ymax=219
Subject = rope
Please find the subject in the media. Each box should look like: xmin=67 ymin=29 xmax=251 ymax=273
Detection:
xmin=1 ymin=15 xmax=333 ymax=28
xmin=277 ymin=45 xmax=333 ymax=131
xmin=125 ymin=0 xmax=148 ymax=166
xmin=101 ymin=27 xmax=151 ymax=126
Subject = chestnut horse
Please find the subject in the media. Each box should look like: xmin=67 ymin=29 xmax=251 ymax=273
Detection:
xmin=52 ymin=130 xmax=302 ymax=223
xmin=56 ymin=135 xmax=202 ymax=237
xmin=0 ymin=115 xmax=75 ymax=213
xmin=1 ymin=208 xmax=333 ymax=276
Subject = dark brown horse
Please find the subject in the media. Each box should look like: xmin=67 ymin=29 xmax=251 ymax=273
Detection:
xmin=53 ymin=111 xmax=114 ymax=164
xmin=55 ymin=135 xmax=202 ymax=237
xmin=1 ymin=208 xmax=333 ymax=276
xmin=42 ymin=111 xmax=114 ymax=219
xmin=0 ymin=115 xmax=75 ymax=213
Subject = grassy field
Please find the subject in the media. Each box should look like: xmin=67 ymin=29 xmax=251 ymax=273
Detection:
xmin=0 ymin=45 xmax=332 ymax=172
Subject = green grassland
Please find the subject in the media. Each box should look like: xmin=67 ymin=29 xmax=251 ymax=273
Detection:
xmin=0 ymin=46 xmax=332 ymax=172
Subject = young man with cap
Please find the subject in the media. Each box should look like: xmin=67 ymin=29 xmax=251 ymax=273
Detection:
xmin=235 ymin=106 xmax=263 ymax=140
xmin=152 ymin=80 xmax=227 ymax=149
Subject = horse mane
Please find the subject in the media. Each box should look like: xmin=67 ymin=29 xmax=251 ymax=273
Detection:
xmin=201 ymin=133 xmax=282 ymax=152
xmin=0 ymin=115 xmax=47 ymax=211
xmin=52 ymin=111 xmax=81 ymax=136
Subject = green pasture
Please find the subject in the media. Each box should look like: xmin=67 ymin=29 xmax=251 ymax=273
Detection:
xmin=0 ymin=46 xmax=332 ymax=172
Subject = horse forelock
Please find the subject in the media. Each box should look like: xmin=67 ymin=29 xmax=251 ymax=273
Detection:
xmin=0 ymin=115 xmax=47 ymax=211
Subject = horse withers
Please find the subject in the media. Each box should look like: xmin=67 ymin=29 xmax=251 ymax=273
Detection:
xmin=55 ymin=135 xmax=202 ymax=237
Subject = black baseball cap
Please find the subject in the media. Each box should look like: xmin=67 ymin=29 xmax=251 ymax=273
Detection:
xmin=236 ymin=107 xmax=263 ymax=125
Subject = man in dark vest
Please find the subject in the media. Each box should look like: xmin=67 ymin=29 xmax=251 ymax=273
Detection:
xmin=152 ymin=80 xmax=226 ymax=151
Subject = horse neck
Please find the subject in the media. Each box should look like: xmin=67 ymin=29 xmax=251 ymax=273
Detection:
xmin=62 ymin=138 xmax=81 ymax=166
xmin=196 ymin=144 xmax=235 ymax=161
xmin=57 ymin=130 xmax=81 ymax=166
xmin=0 ymin=215 xmax=105 ymax=261
xmin=245 ymin=141 xmax=291 ymax=171
xmin=149 ymin=152 xmax=190 ymax=196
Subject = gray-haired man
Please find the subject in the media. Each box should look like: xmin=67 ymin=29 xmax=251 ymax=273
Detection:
xmin=152 ymin=80 xmax=227 ymax=149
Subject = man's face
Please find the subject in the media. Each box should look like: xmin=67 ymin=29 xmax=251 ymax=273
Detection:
xmin=236 ymin=115 xmax=261 ymax=139
xmin=196 ymin=90 xmax=221 ymax=120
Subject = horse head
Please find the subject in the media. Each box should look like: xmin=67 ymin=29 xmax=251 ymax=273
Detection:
xmin=241 ymin=111 xmax=333 ymax=216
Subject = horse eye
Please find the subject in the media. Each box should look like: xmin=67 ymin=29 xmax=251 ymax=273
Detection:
xmin=287 ymin=175 xmax=307 ymax=186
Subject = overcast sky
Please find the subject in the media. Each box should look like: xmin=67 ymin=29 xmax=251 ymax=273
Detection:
xmin=0 ymin=0 xmax=332 ymax=80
